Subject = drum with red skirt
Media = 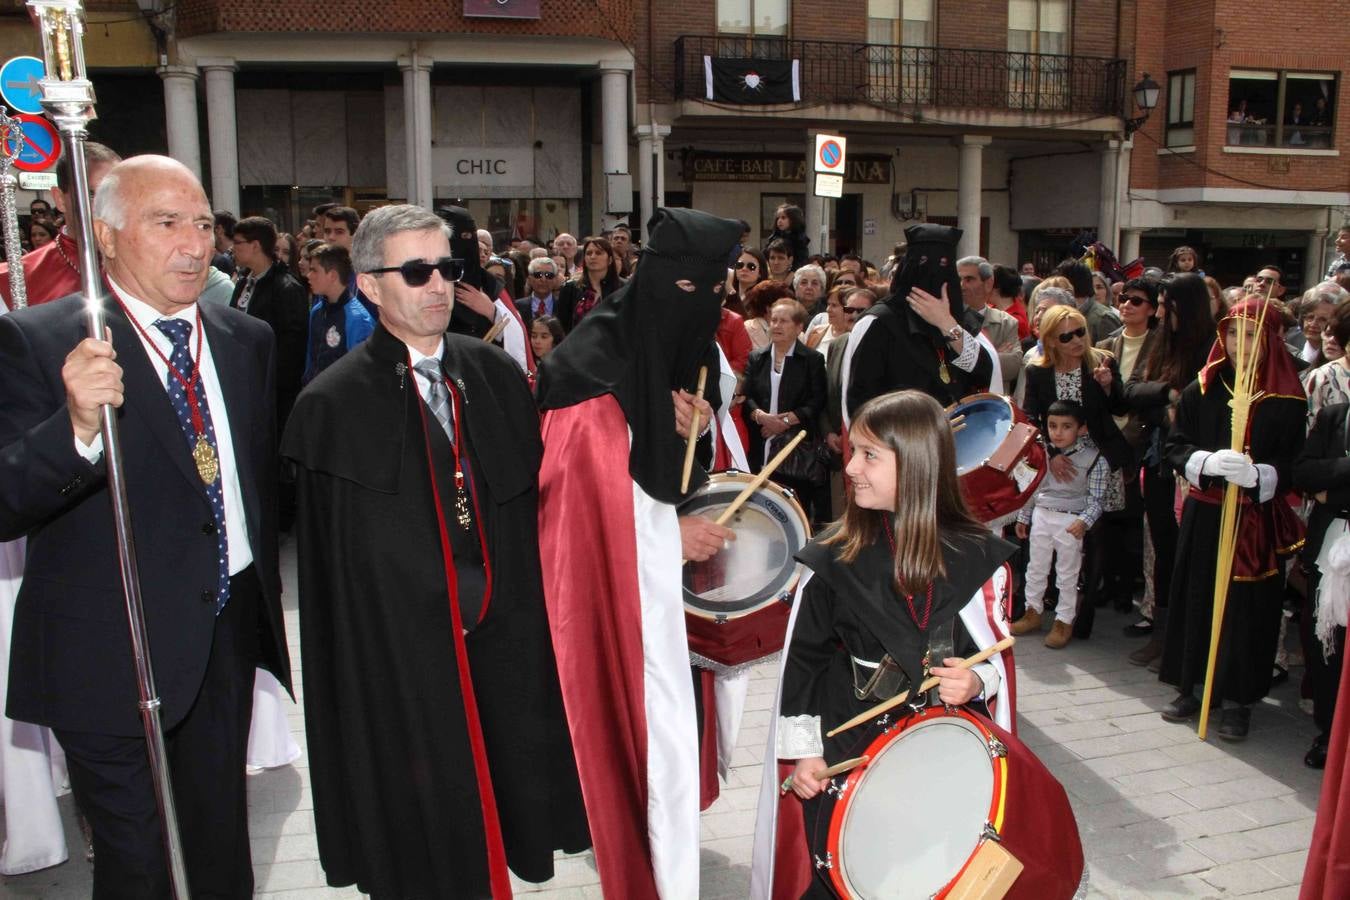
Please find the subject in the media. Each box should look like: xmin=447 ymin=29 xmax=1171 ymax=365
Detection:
xmin=825 ymin=706 xmax=1083 ymax=900
xmin=949 ymin=393 xmax=1047 ymax=523
xmin=680 ymin=472 xmax=811 ymax=672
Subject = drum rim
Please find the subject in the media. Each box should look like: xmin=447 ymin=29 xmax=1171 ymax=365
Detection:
xmin=680 ymin=470 xmax=812 ymax=619
xmin=826 ymin=706 xmax=1008 ymax=900
xmin=947 ymin=392 xmax=1017 ymax=477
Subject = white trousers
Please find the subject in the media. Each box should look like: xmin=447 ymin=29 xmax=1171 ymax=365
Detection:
xmin=1024 ymin=507 xmax=1086 ymax=625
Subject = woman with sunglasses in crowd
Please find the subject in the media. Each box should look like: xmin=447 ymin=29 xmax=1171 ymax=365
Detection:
xmin=1022 ymin=306 xmax=1132 ymax=636
xmin=726 ymin=246 xmax=767 ymax=317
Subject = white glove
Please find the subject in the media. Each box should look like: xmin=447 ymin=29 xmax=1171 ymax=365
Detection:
xmin=1201 ymin=449 xmax=1251 ymax=479
xmin=1226 ymin=462 xmax=1259 ymax=489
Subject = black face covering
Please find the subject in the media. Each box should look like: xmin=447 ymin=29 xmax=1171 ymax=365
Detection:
xmin=886 ymin=223 xmax=966 ymax=336
xmin=536 ymin=207 xmax=743 ymax=504
xmin=436 ymin=206 xmax=502 ymax=336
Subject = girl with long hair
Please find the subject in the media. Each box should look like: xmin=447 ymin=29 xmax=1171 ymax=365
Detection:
xmin=1120 ymin=272 xmax=1217 ymax=654
xmin=765 ymin=203 xmax=809 ymax=272
xmin=771 ymin=390 xmax=1017 ymax=896
xmin=726 ymin=246 xmax=767 ymax=317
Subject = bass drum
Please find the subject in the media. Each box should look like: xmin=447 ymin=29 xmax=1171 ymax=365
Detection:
xmin=680 ymin=472 xmax=810 ymax=672
xmin=826 ymin=706 xmax=1083 ymax=900
xmin=949 ymin=393 xmax=1046 ymax=523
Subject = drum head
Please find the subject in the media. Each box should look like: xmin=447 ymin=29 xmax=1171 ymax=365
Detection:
xmin=680 ymin=473 xmax=810 ymax=619
xmin=837 ymin=716 xmax=996 ymax=900
xmin=950 ymin=394 xmax=1014 ymax=476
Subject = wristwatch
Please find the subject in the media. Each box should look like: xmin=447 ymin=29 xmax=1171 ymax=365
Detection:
xmin=945 ymin=324 xmax=964 ymax=343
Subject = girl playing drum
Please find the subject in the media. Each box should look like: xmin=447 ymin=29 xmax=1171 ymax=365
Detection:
xmin=773 ymin=390 xmax=1019 ymax=897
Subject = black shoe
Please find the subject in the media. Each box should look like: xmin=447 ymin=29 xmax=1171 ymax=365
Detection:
xmin=1123 ymin=618 xmax=1153 ymax=637
xmin=1216 ymin=706 xmax=1252 ymax=741
xmin=1161 ymin=693 xmax=1201 ymax=722
xmin=1271 ymin=665 xmax=1289 ymax=688
xmin=1305 ymin=734 xmax=1329 ymax=769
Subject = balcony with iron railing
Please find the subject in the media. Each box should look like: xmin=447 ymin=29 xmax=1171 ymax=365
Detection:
xmin=674 ymin=35 xmax=1127 ymax=119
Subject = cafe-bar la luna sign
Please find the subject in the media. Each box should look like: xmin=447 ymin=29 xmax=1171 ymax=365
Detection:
xmin=688 ymin=151 xmax=891 ymax=184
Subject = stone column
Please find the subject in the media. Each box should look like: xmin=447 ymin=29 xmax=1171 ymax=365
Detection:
xmin=599 ymin=66 xmax=629 ymax=229
xmin=158 ymin=65 xmax=202 ymax=181
xmin=1306 ymin=231 xmax=1329 ymax=287
xmin=1119 ymin=228 xmax=1142 ymax=264
xmin=633 ymin=123 xmax=670 ymax=240
xmin=397 ymin=55 xmax=434 ymax=209
xmin=200 ymin=59 xmax=239 ymax=214
xmin=957 ymin=135 xmax=992 ymax=259
xmin=1098 ymin=139 xmax=1122 ymax=252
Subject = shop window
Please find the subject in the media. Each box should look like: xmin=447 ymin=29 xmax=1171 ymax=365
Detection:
xmin=1166 ymin=70 xmax=1195 ymax=148
xmin=1227 ymin=69 xmax=1336 ymax=148
xmin=866 ymin=0 xmax=934 ymax=104
xmin=1007 ymin=0 xmax=1070 ymax=111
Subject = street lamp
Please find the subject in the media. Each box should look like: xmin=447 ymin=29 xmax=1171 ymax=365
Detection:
xmin=1125 ymin=72 xmax=1160 ymax=135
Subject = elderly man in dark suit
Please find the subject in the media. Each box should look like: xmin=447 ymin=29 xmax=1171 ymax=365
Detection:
xmin=0 ymin=154 xmax=290 ymax=898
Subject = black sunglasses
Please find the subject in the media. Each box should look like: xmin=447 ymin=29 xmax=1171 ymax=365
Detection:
xmin=843 ymin=306 xmax=865 ymax=316
xmin=367 ymin=256 xmax=465 ymax=287
xmin=735 ymin=261 xmax=759 ymax=270
xmin=1122 ymin=294 xmax=1152 ymax=307
xmin=1057 ymin=326 xmax=1088 ymax=343
xmin=530 ymin=271 xmax=556 ymax=279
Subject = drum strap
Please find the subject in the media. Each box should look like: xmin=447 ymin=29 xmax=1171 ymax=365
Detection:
xmin=850 ymin=620 xmax=956 ymax=704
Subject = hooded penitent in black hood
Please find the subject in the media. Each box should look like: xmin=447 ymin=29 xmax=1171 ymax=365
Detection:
xmin=536 ymin=207 xmax=743 ymax=505
xmin=885 ymin=222 xmax=966 ymax=338
xmin=436 ymin=205 xmax=504 ymax=338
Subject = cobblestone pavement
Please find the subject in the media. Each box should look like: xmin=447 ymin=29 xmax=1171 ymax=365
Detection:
xmin=3 ymin=541 xmax=1325 ymax=899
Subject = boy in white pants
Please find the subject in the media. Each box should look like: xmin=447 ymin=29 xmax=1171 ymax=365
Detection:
xmin=1012 ymin=399 xmax=1111 ymax=649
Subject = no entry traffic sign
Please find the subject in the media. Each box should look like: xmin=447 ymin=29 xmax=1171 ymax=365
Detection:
xmin=814 ymin=133 xmax=846 ymax=174
xmin=5 ymin=113 xmax=61 ymax=172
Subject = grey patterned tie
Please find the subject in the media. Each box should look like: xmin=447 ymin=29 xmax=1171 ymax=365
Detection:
xmin=236 ymin=275 xmax=257 ymax=312
xmin=414 ymin=358 xmax=454 ymax=443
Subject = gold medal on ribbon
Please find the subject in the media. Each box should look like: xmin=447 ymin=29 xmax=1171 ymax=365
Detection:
xmin=193 ymin=434 xmax=219 ymax=484
xmin=939 ymin=363 xmax=952 ymax=384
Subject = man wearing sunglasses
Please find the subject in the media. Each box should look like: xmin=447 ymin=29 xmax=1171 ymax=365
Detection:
xmin=282 ymin=204 xmax=589 ymax=899
xmin=517 ymin=257 xmax=561 ymax=327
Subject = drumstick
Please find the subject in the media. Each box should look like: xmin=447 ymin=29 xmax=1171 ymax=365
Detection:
xmin=482 ymin=315 xmax=509 ymax=344
xmin=951 ymin=422 xmax=967 ymax=434
xmin=779 ymin=755 xmax=871 ymax=795
xmin=949 ymin=414 xmax=966 ymax=429
xmin=826 ymin=636 xmax=1016 ymax=737
xmin=713 ymin=430 xmax=807 ymax=527
xmin=680 ymin=366 xmax=709 ymax=494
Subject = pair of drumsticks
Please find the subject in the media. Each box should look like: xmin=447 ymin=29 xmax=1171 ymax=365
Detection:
xmin=780 ymin=636 xmax=1016 ymax=792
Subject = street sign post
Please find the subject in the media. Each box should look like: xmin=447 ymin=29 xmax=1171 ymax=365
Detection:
xmin=812 ymin=133 xmax=846 ymax=250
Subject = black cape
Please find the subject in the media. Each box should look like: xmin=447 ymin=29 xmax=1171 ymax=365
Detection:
xmin=281 ymin=324 xmax=588 ymax=899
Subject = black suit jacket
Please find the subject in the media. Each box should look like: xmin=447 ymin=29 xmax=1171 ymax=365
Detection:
xmin=231 ymin=261 xmax=309 ymax=425
xmin=743 ymin=341 xmax=827 ymax=470
xmin=0 ymin=293 xmax=290 ymax=736
xmin=1297 ymin=402 xmax=1350 ymax=562
xmin=1023 ymin=360 xmax=1132 ymax=470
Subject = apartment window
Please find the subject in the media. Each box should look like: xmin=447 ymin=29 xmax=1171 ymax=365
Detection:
xmin=1227 ymin=69 xmax=1337 ymax=148
xmin=1007 ymin=0 xmax=1069 ymax=55
xmin=866 ymin=0 xmax=934 ymax=104
xmin=1166 ymin=70 xmax=1196 ymax=148
xmin=717 ymin=0 xmax=789 ymax=36
xmin=867 ymin=0 xmax=933 ymax=46
xmin=1007 ymin=0 xmax=1070 ymax=110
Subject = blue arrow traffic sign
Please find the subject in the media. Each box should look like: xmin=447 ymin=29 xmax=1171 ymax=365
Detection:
xmin=0 ymin=56 xmax=46 ymax=115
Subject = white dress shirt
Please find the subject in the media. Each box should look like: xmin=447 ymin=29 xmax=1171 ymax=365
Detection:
xmin=78 ymin=279 xmax=254 ymax=575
